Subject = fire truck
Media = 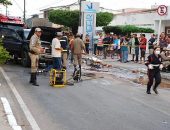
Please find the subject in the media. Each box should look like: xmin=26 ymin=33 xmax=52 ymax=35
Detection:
xmin=0 ymin=14 xmax=25 ymax=31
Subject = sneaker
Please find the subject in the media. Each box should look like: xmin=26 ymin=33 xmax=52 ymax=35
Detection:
xmin=146 ymin=91 xmax=151 ymax=94
xmin=153 ymin=89 xmax=158 ymax=94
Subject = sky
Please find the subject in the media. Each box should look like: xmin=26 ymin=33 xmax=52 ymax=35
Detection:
xmin=0 ymin=0 xmax=170 ymax=18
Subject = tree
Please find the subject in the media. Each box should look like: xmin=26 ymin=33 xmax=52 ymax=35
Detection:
xmin=96 ymin=12 xmax=113 ymax=26
xmin=48 ymin=10 xmax=113 ymax=34
xmin=0 ymin=0 xmax=12 ymax=6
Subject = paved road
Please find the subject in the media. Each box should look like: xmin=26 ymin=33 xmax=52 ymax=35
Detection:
xmin=1 ymin=64 xmax=170 ymax=130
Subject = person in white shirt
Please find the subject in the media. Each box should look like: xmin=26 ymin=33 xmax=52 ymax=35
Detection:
xmin=52 ymin=32 xmax=63 ymax=70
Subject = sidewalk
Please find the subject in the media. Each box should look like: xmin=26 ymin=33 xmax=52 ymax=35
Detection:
xmin=103 ymin=56 xmax=170 ymax=80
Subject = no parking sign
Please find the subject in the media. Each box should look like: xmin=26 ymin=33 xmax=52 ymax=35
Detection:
xmin=157 ymin=5 xmax=168 ymax=16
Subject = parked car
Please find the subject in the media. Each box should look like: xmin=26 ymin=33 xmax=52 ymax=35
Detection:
xmin=0 ymin=26 xmax=61 ymax=67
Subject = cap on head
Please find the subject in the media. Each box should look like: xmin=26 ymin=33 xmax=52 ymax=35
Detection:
xmin=55 ymin=32 xmax=63 ymax=36
xmin=76 ymin=33 xmax=81 ymax=37
xmin=35 ymin=28 xmax=42 ymax=32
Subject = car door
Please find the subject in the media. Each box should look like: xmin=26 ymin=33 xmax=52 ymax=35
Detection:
xmin=1 ymin=28 xmax=22 ymax=53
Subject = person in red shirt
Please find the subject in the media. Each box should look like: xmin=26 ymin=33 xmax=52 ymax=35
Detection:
xmin=97 ymin=33 xmax=103 ymax=56
xmin=140 ymin=34 xmax=147 ymax=63
xmin=69 ymin=35 xmax=75 ymax=63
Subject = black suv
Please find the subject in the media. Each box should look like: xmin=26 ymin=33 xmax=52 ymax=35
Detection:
xmin=0 ymin=26 xmax=61 ymax=67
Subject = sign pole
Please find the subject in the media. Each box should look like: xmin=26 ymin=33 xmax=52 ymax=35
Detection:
xmin=157 ymin=19 xmax=162 ymax=45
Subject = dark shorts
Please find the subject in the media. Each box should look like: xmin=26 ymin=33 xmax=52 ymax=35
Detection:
xmin=140 ymin=49 xmax=146 ymax=57
xmin=97 ymin=46 xmax=103 ymax=51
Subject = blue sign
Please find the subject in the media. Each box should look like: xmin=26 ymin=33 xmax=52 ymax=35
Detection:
xmin=85 ymin=14 xmax=94 ymax=36
xmin=85 ymin=3 xmax=97 ymax=13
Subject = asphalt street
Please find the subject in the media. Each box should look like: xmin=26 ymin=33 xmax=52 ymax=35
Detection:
xmin=1 ymin=64 xmax=170 ymax=130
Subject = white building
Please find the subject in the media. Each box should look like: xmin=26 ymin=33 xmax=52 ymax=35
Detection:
xmin=110 ymin=5 xmax=170 ymax=35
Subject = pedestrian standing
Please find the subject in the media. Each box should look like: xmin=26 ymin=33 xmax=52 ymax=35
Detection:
xmin=103 ymin=33 xmax=111 ymax=59
xmin=145 ymin=47 xmax=163 ymax=94
xmin=29 ymin=28 xmax=44 ymax=86
xmin=131 ymin=34 xmax=136 ymax=61
xmin=139 ymin=34 xmax=147 ymax=63
xmin=159 ymin=32 xmax=167 ymax=52
xmin=121 ymin=36 xmax=129 ymax=63
xmin=51 ymin=32 xmax=63 ymax=70
xmin=97 ymin=33 xmax=103 ymax=56
xmin=93 ymin=32 xmax=99 ymax=55
xmin=69 ymin=35 xmax=75 ymax=63
xmin=134 ymin=34 xmax=140 ymax=62
xmin=60 ymin=32 xmax=69 ymax=70
xmin=148 ymin=34 xmax=156 ymax=54
xmin=84 ymin=34 xmax=90 ymax=54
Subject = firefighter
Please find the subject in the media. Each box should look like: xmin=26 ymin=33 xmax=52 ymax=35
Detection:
xmin=145 ymin=47 xmax=163 ymax=94
xmin=72 ymin=33 xmax=86 ymax=80
xmin=29 ymin=28 xmax=44 ymax=86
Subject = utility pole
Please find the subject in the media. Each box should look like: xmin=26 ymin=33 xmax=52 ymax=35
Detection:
xmin=79 ymin=0 xmax=86 ymax=26
xmin=23 ymin=0 xmax=26 ymax=23
xmin=5 ymin=5 xmax=7 ymax=16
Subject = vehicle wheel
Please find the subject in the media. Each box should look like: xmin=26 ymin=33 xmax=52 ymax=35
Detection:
xmin=21 ymin=51 xmax=30 ymax=67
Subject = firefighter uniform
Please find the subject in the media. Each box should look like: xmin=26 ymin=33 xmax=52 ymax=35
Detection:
xmin=29 ymin=28 xmax=42 ymax=86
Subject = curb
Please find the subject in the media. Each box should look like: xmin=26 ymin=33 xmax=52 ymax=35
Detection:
xmin=110 ymin=64 xmax=170 ymax=80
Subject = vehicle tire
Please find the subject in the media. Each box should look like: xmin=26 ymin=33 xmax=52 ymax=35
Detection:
xmin=21 ymin=51 xmax=30 ymax=67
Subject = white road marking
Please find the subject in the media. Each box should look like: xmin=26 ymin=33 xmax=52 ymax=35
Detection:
xmin=1 ymin=97 xmax=22 ymax=130
xmin=0 ymin=67 xmax=40 ymax=130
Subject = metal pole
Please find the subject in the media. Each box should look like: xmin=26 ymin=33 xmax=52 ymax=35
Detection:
xmin=157 ymin=19 xmax=162 ymax=45
xmin=79 ymin=0 xmax=86 ymax=26
xmin=78 ymin=0 xmax=81 ymax=26
xmin=24 ymin=0 xmax=26 ymax=23
xmin=6 ymin=5 xmax=7 ymax=16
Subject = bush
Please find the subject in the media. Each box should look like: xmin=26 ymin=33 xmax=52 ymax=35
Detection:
xmin=103 ymin=25 xmax=154 ymax=35
xmin=0 ymin=38 xmax=11 ymax=64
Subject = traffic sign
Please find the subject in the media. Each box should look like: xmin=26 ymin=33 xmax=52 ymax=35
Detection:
xmin=157 ymin=5 xmax=168 ymax=16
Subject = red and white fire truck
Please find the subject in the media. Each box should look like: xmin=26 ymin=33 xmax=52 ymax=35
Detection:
xmin=0 ymin=14 xmax=25 ymax=30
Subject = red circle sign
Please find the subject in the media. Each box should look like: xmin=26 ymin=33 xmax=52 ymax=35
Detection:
xmin=157 ymin=5 xmax=168 ymax=16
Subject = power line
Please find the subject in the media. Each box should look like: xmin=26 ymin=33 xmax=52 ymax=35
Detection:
xmin=12 ymin=0 xmax=23 ymax=12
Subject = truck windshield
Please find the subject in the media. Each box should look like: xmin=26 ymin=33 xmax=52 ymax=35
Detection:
xmin=0 ymin=24 xmax=24 ymax=31
xmin=0 ymin=28 xmax=21 ymax=41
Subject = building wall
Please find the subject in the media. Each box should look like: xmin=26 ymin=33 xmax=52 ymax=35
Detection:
xmin=110 ymin=12 xmax=156 ymax=29
xmin=110 ymin=6 xmax=170 ymax=35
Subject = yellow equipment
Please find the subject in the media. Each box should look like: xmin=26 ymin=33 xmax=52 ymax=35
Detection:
xmin=49 ymin=69 xmax=66 ymax=88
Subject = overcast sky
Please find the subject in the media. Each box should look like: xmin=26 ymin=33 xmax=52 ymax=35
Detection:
xmin=0 ymin=0 xmax=170 ymax=17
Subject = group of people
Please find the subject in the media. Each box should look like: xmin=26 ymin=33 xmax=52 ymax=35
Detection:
xmin=29 ymin=28 xmax=86 ymax=86
xmin=92 ymin=32 xmax=170 ymax=67
xmin=28 ymin=27 xmax=169 ymax=95
xmin=92 ymin=32 xmax=149 ymax=63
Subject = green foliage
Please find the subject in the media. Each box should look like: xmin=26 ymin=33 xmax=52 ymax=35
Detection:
xmin=103 ymin=25 xmax=154 ymax=35
xmin=0 ymin=0 xmax=12 ymax=6
xmin=48 ymin=10 xmax=79 ymax=34
xmin=0 ymin=38 xmax=11 ymax=64
xmin=48 ymin=10 xmax=113 ymax=34
xmin=96 ymin=12 xmax=113 ymax=26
